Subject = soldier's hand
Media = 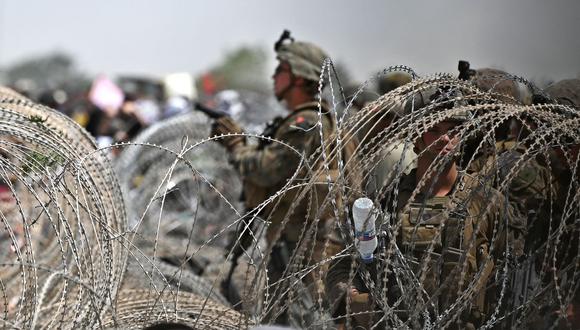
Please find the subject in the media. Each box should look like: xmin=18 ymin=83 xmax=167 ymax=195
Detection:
xmin=349 ymin=288 xmax=369 ymax=304
xmin=211 ymin=117 xmax=245 ymax=151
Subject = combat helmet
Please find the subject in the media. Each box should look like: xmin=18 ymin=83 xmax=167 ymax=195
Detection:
xmin=545 ymin=78 xmax=580 ymax=109
xmin=471 ymin=68 xmax=521 ymax=102
xmin=274 ymin=30 xmax=328 ymax=83
xmin=377 ymin=70 xmax=413 ymax=94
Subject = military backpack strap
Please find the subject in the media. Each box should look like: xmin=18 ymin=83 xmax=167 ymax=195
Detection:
xmin=258 ymin=116 xmax=284 ymax=149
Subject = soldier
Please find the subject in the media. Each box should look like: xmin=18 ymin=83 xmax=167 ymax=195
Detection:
xmin=530 ymin=79 xmax=580 ymax=327
xmin=363 ymin=70 xmax=417 ymax=197
xmin=325 ymin=85 xmax=525 ymax=329
xmin=545 ymin=130 xmax=580 ymax=328
xmin=464 ymin=107 xmax=551 ymax=327
xmin=466 ymin=113 xmax=550 ymax=257
xmin=212 ymin=30 xmax=355 ymax=325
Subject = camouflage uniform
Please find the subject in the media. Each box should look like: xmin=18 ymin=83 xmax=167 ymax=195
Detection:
xmin=213 ymin=32 xmax=347 ymax=249
xmin=232 ymin=101 xmax=341 ymax=245
xmin=212 ymin=32 xmax=357 ymax=326
xmin=229 ymin=101 xmax=351 ymax=326
xmin=326 ymin=85 xmax=525 ymax=329
xmin=541 ymin=79 xmax=580 ymax=263
xmin=466 ymin=140 xmax=550 ymax=327
xmin=536 ymin=148 xmax=580 ymax=326
xmin=468 ymin=140 xmax=550 ymax=255
xmin=543 ymin=79 xmax=580 ymax=328
xmin=326 ymin=170 xmax=524 ymax=328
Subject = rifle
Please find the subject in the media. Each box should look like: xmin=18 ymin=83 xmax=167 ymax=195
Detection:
xmin=193 ymin=101 xmax=227 ymax=119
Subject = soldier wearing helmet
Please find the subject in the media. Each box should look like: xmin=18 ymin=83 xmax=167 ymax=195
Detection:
xmin=325 ymin=83 xmax=524 ymax=329
xmin=361 ymin=69 xmax=418 ymax=198
xmin=212 ymin=30 xmax=356 ymax=326
xmin=459 ymin=75 xmax=580 ymax=327
xmin=272 ymin=31 xmax=328 ymax=100
xmin=522 ymin=79 xmax=580 ymax=328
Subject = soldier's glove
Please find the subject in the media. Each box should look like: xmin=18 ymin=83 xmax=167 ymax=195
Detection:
xmin=211 ymin=117 xmax=245 ymax=151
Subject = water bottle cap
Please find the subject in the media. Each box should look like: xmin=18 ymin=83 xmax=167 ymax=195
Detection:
xmin=354 ymin=197 xmax=373 ymax=210
xmin=353 ymin=197 xmax=374 ymax=230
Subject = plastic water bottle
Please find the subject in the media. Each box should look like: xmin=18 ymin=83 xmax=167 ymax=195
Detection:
xmin=352 ymin=197 xmax=378 ymax=263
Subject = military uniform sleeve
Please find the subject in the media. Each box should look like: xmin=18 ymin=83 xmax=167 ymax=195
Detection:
xmin=498 ymin=149 xmax=551 ymax=221
xmin=475 ymin=184 xmax=526 ymax=260
xmin=230 ymin=111 xmax=329 ymax=187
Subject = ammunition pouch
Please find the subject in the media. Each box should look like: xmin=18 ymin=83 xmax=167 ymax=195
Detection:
xmin=399 ymin=199 xmax=488 ymax=313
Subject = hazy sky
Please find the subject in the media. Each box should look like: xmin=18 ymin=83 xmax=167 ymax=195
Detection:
xmin=0 ymin=0 xmax=578 ymax=83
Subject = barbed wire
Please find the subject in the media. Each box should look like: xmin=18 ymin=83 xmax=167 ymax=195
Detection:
xmin=0 ymin=64 xmax=579 ymax=329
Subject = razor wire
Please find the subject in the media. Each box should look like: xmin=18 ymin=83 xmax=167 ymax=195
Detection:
xmin=0 ymin=87 xmax=126 ymax=329
xmin=0 ymin=66 xmax=579 ymax=329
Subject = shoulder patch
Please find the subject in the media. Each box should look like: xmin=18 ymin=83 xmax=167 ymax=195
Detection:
xmin=289 ymin=115 xmax=316 ymax=130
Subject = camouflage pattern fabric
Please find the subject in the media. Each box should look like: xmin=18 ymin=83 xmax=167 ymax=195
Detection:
xmin=469 ymin=141 xmax=551 ymax=252
xmin=546 ymin=78 xmax=580 ymax=108
xmin=231 ymin=101 xmax=336 ymax=243
xmin=276 ymin=42 xmax=328 ymax=83
xmin=229 ymin=101 xmax=352 ymax=327
xmin=471 ymin=68 xmax=522 ymax=102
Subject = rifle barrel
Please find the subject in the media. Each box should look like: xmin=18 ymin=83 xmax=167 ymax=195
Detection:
xmin=194 ymin=101 xmax=226 ymax=119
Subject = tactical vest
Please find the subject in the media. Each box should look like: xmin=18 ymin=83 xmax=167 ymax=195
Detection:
xmin=395 ymin=173 xmax=494 ymax=319
xmin=344 ymin=188 xmax=492 ymax=328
